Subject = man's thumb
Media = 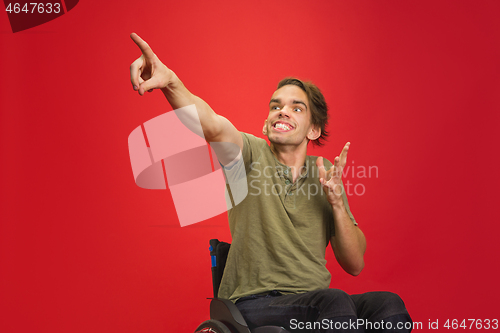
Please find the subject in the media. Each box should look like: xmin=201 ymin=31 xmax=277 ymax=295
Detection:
xmin=139 ymin=80 xmax=155 ymax=96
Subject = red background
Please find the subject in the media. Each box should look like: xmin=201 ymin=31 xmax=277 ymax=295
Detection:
xmin=1 ymin=0 xmax=499 ymax=332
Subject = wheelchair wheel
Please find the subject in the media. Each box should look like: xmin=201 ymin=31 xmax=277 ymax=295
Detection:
xmin=195 ymin=319 xmax=232 ymax=333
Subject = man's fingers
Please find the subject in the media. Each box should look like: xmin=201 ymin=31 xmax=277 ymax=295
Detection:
xmin=340 ymin=142 xmax=350 ymax=165
xmin=317 ymin=145 xmax=351 ymax=199
xmin=130 ymin=57 xmax=144 ymax=90
xmin=326 ymin=166 xmax=335 ymax=184
xmin=334 ymin=156 xmax=340 ymax=168
xmin=138 ymin=76 xmax=162 ymax=96
xmin=130 ymin=33 xmax=156 ymax=60
xmin=332 ymin=156 xmax=341 ymax=178
xmin=316 ymin=156 xmax=326 ymax=183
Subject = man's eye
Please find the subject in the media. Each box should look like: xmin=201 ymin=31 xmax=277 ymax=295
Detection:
xmin=294 ymin=107 xmax=302 ymax=112
xmin=271 ymin=106 xmax=281 ymax=110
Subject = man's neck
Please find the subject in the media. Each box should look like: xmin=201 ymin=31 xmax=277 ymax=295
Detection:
xmin=270 ymin=142 xmax=308 ymax=183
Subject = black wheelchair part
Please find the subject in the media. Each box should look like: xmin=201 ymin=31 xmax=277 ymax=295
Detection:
xmin=194 ymin=239 xmax=289 ymax=333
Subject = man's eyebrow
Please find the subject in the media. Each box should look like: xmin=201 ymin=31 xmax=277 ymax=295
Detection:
xmin=269 ymin=98 xmax=308 ymax=110
xmin=292 ymin=100 xmax=308 ymax=110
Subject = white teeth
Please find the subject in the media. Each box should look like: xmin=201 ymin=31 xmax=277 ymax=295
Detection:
xmin=274 ymin=123 xmax=291 ymax=130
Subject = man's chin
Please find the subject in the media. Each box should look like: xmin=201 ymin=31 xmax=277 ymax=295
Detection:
xmin=268 ymin=134 xmax=311 ymax=149
xmin=268 ymin=135 xmax=291 ymax=145
xmin=267 ymin=134 xmax=283 ymax=143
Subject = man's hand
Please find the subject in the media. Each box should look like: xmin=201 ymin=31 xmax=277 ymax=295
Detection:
xmin=316 ymin=142 xmax=350 ymax=207
xmin=130 ymin=33 xmax=173 ymax=96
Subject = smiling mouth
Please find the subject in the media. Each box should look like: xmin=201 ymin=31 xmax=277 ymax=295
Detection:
xmin=273 ymin=122 xmax=294 ymax=132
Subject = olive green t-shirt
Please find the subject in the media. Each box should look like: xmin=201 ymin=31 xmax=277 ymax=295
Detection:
xmin=218 ymin=133 xmax=357 ymax=301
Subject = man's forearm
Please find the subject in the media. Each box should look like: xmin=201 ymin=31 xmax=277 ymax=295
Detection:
xmin=159 ymin=71 xmax=243 ymax=164
xmin=160 ymin=73 xmax=222 ymax=140
xmin=330 ymin=201 xmax=366 ymax=276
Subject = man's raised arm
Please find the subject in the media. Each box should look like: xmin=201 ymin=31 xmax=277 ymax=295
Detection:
xmin=129 ymin=33 xmax=243 ymax=163
xmin=317 ymin=144 xmax=366 ymax=276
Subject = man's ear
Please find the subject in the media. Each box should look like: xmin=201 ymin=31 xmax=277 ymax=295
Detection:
xmin=307 ymin=125 xmax=321 ymax=141
xmin=262 ymin=120 xmax=268 ymax=135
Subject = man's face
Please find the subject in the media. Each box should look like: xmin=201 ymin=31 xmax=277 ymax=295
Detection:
xmin=263 ymin=84 xmax=320 ymax=147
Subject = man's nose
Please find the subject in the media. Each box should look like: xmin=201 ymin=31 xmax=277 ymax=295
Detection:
xmin=279 ymin=106 xmax=291 ymax=117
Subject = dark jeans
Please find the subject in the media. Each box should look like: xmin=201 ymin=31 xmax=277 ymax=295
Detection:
xmin=235 ymin=289 xmax=412 ymax=332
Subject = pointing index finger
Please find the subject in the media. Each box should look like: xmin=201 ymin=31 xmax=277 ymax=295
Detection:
xmin=130 ymin=33 xmax=155 ymax=59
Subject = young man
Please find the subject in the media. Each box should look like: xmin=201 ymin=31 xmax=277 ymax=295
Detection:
xmin=129 ymin=33 xmax=412 ymax=332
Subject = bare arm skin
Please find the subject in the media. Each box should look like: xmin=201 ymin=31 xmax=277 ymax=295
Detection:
xmin=317 ymin=143 xmax=366 ymax=276
xmin=129 ymin=33 xmax=243 ymax=163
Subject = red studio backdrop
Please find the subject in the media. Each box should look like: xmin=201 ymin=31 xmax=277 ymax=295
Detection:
xmin=1 ymin=0 xmax=499 ymax=332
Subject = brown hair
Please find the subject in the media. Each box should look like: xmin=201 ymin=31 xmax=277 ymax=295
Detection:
xmin=277 ymin=78 xmax=329 ymax=146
